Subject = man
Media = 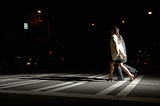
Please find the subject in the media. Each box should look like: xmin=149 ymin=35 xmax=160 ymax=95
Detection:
xmin=109 ymin=26 xmax=134 ymax=81
xmin=114 ymin=28 xmax=138 ymax=81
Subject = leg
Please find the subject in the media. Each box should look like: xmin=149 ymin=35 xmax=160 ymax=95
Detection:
xmin=114 ymin=63 xmax=124 ymax=80
xmin=108 ymin=61 xmax=115 ymax=80
xmin=118 ymin=63 xmax=134 ymax=81
xmin=124 ymin=64 xmax=138 ymax=77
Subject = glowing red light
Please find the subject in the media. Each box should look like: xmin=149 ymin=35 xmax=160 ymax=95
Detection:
xmin=49 ymin=50 xmax=53 ymax=55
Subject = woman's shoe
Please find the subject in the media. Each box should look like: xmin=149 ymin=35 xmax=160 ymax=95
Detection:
xmin=130 ymin=75 xmax=135 ymax=82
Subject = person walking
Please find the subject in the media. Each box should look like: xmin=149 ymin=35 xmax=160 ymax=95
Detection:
xmin=108 ymin=26 xmax=134 ymax=82
xmin=114 ymin=27 xmax=138 ymax=80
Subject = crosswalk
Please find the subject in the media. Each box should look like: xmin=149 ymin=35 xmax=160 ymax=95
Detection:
xmin=0 ymin=73 xmax=141 ymax=95
xmin=0 ymin=73 xmax=159 ymax=104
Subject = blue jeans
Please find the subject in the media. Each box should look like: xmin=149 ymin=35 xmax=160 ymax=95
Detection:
xmin=114 ymin=63 xmax=124 ymax=80
xmin=115 ymin=63 xmax=138 ymax=79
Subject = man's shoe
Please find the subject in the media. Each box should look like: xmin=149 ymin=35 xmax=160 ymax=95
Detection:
xmin=134 ymin=70 xmax=139 ymax=77
xmin=115 ymin=78 xmax=124 ymax=81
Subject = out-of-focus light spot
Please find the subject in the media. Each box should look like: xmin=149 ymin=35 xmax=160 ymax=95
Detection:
xmin=91 ymin=21 xmax=95 ymax=27
xmin=26 ymin=62 xmax=31 ymax=66
xmin=37 ymin=10 xmax=41 ymax=14
xmin=138 ymin=50 xmax=142 ymax=53
xmin=61 ymin=56 xmax=64 ymax=61
xmin=24 ymin=23 xmax=28 ymax=29
xmin=49 ymin=50 xmax=54 ymax=55
xmin=91 ymin=23 xmax=95 ymax=26
xmin=121 ymin=20 xmax=125 ymax=24
xmin=137 ymin=60 xmax=140 ymax=63
xmin=148 ymin=11 xmax=152 ymax=15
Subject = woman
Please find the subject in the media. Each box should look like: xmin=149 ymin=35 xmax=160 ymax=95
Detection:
xmin=109 ymin=26 xmax=134 ymax=81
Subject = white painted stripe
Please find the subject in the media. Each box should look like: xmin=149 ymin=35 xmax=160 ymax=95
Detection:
xmin=95 ymin=78 xmax=129 ymax=96
xmin=0 ymin=78 xmax=17 ymax=82
xmin=44 ymin=75 xmax=101 ymax=92
xmin=88 ymin=74 xmax=102 ymax=78
xmin=46 ymin=75 xmax=123 ymax=93
xmin=31 ymin=82 xmax=75 ymax=91
xmin=96 ymin=75 xmax=108 ymax=79
xmin=46 ymin=81 xmax=86 ymax=92
xmin=0 ymin=80 xmax=47 ymax=89
xmin=0 ymin=80 xmax=37 ymax=87
xmin=0 ymin=74 xmax=30 ymax=79
xmin=116 ymin=75 xmax=143 ymax=96
xmin=31 ymin=74 xmax=101 ymax=92
xmin=32 ymin=73 xmax=59 ymax=77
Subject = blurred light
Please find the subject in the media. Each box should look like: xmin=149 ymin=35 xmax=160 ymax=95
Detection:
xmin=24 ymin=23 xmax=28 ymax=29
xmin=61 ymin=56 xmax=64 ymax=61
xmin=49 ymin=50 xmax=54 ymax=55
xmin=121 ymin=20 xmax=125 ymax=24
xmin=37 ymin=10 xmax=41 ymax=14
xmin=91 ymin=22 xmax=95 ymax=27
xmin=26 ymin=62 xmax=31 ymax=66
xmin=148 ymin=10 xmax=152 ymax=15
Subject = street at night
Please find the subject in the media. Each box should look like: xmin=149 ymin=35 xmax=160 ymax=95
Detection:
xmin=0 ymin=0 xmax=160 ymax=105
xmin=0 ymin=69 xmax=160 ymax=105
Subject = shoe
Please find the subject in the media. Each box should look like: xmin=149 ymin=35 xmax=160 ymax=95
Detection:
xmin=115 ymin=78 xmax=124 ymax=81
xmin=106 ymin=78 xmax=113 ymax=81
xmin=130 ymin=75 xmax=135 ymax=82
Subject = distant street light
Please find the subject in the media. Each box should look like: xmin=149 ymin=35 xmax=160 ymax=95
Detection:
xmin=148 ymin=10 xmax=153 ymax=15
xmin=91 ymin=22 xmax=95 ymax=27
xmin=121 ymin=20 xmax=125 ymax=24
xmin=37 ymin=10 xmax=42 ymax=14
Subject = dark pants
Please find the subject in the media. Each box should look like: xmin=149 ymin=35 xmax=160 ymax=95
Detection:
xmin=114 ymin=63 xmax=124 ymax=80
xmin=124 ymin=64 xmax=138 ymax=77
xmin=114 ymin=63 xmax=138 ymax=79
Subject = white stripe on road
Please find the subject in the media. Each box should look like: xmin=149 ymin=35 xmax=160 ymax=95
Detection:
xmin=95 ymin=78 xmax=129 ymax=96
xmin=88 ymin=74 xmax=103 ymax=78
xmin=0 ymin=80 xmax=47 ymax=89
xmin=0 ymin=74 xmax=31 ymax=79
xmin=96 ymin=75 xmax=108 ymax=79
xmin=35 ymin=75 xmax=102 ymax=92
xmin=0 ymin=78 xmax=18 ymax=82
xmin=31 ymin=82 xmax=75 ymax=91
xmin=0 ymin=80 xmax=37 ymax=87
xmin=116 ymin=75 xmax=143 ymax=96
xmin=46 ymin=81 xmax=86 ymax=92
xmin=31 ymin=73 xmax=95 ymax=92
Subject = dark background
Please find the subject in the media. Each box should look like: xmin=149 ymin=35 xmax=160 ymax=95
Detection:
xmin=0 ymin=0 xmax=160 ymax=72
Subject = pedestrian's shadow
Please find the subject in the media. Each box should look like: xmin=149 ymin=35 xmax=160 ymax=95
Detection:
xmin=19 ymin=76 xmax=106 ymax=82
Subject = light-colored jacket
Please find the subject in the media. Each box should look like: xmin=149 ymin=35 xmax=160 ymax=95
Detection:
xmin=110 ymin=34 xmax=126 ymax=61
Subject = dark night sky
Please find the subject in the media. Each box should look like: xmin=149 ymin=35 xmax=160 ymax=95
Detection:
xmin=1 ymin=0 xmax=160 ymax=67
xmin=1 ymin=0 xmax=160 ymax=43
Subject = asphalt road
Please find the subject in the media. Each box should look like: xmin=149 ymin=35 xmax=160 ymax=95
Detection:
xmin=0 ymin=69 xmax=160 ymax=106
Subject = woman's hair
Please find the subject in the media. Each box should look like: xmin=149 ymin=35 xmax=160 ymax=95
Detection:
xmin=111 ymin=26 xmax=119 ymax=35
